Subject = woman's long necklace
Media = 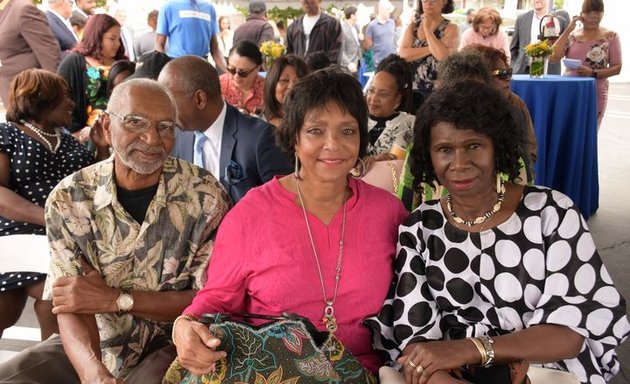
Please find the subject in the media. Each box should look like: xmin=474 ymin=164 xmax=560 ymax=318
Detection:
xmin=295 ymin=179 xmax=347 ymax=333
xmin=19 ymin=119 xmax=61 ymax=153
xmin=446 ymin=177 xmax=506 ymax=227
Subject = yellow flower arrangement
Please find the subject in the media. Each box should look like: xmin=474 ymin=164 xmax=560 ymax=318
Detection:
xmin=260 ymin=40 xmax=286 ymax=70
xmin=260 ymin=40 xmax=286 ymax=59
xmin=525 ymin=39 xmax=553 ymax=58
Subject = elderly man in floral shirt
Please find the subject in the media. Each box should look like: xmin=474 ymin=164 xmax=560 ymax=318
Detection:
xmin=0 ymin=79 xmax=230 ymax=383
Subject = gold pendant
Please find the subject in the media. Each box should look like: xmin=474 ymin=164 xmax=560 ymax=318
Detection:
xmin=323 ymin=314 xmax=338 ymax=333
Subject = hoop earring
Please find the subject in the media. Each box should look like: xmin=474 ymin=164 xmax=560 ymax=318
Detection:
xmin=349 ymin=158 xmax=366 ymax=178
xmin=294 ymin=154 xmax=301 ymax=180
xmin=496 ymin=173 xmax=502 ymax=194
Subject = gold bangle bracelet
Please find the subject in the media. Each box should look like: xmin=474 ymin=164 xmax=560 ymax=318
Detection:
xmin=469 ymin=337 xmax=488 ymax=366
xmin=172 ymin=314 xmax=198 ymax=346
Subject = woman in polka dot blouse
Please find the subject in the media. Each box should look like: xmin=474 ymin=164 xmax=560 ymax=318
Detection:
xmin=0 ymin=69 xmax=108 ymax=340
xmin=366 ymin=81 xmax=629 ymax=384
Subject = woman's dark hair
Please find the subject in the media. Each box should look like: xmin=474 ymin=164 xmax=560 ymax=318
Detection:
xmin=462 ymin=44 xmax=509 ymax=69
xmin=6 ymin=69 xmax=70 ymax=123
xmin=582 ymin=0 xmax=604 ymax=13
xmin=436 ymin=50 xmax=492 ymax=87
xmin=472 ymin=7 xmax=502 ymax=34
xmin=417 ymin=0 xmax=454 ymax=16
xmin=228 ymin=40 xmax=263 ymax=66
xmin=106 ymin=60 xmax=135 ymax=97
xmin=305 ymin=51 xmax=332 ymax=71
xmin=263 ymin=54 xmax=309 ymax=121
xmin=409 ymin=80 xmax=522 ymax=190
xmin=74 ymin=14 xmax=125 ymax=61
xmin=375 ymin=54 xmax=414 ymax=113
xmin=277 ymin=67 xmax=369 ymax=161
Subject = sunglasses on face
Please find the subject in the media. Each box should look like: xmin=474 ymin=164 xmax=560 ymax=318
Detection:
xmin=492 ymin=68 xmax=513 ymax=81
xmin=226 ymin=65 xmax=259 ymax=77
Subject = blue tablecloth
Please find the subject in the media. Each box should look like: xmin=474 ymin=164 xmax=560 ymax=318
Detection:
xmin=511 ymin=74 xmax=599 ymax=218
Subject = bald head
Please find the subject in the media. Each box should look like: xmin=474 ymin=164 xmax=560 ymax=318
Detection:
xmin=108 ymin=79 xmax=176 ymax=121
xmin=159 ymin=55 xmax=222 ymax=100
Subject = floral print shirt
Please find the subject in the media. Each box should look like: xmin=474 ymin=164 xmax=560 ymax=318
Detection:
xmin=42 ymin=156 xmax=230 ymax=378
xmin=410 ymin=18 xmax=451 ymax=94
xmin=566 ymin=31 xmax=621 ymax=71
xmin=367 ymin=112 xmax=415 ymax=156
xmin=86 ymin=65 xmax=110 ymax=127
xmin=219 ymin=73 xmax=265 ymax=115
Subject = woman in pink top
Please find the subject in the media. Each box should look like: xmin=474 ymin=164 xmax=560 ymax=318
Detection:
xmin=171 ymin=68 xmax=408 ymax=376
xmin=551 ymin=0 xmax=622 ymax=127
xmin=458 ymin=7 xmax=511 ymax=64
xmin=219 ymin=40 xmax=265 ymax=115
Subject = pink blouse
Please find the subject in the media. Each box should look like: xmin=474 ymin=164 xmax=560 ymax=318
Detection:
xmin=459 ymin=28 xmax=511 ymax=63
xmin=184 ymin=177 xmax=408 ymax=373
xmin=219 ymin=73 xmax=264 ymax=115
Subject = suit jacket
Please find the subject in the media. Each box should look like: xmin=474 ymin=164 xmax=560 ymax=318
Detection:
xmin=0 ymin=0 xmax=60 ymax=105
xmin=340 ymin=20 xmax=361 ymax=70
xmin=171 ymin=104 xmax=293 ymax=203
xmin=46 ymin=10 xmax=77 ymax=52
xmin=510 ymin=9 xmax=569 ymax=75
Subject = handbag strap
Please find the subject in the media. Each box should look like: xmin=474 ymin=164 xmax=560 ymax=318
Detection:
xmin=200 ymin=312 xmax=307 ymax=324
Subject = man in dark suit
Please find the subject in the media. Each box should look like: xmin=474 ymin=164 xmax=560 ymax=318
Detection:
xmin=158 ymin=55 xmax=293 ymax=203
xmin=510 ymin=0 xmax=569 ymax=75
xmin=0 ymin=0 xmax=61 ymax=106
xmin=46 ymin=0 xmax=79 ymax=53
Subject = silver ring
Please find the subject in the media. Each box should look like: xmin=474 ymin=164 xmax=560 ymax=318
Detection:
xmin=416 ymin=365 xmax=424 ymax=375
xmin=408 ymin=360 xmax=417 ymax=368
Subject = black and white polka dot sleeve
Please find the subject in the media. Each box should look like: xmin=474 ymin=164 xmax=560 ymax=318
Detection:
xmin=365 ymin=207 xmax=446 ymax=361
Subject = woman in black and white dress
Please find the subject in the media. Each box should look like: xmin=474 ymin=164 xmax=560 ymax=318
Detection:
xmin=0 ymin=69 xmax=108 ymax=339
xmin=366 ymin=81 xmax=629 ymax=384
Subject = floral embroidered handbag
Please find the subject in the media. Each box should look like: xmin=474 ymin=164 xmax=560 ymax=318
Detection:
xmin=162 ymin=312 xmax=376 ymax=384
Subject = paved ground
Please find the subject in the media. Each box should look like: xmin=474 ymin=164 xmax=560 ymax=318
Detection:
xmin=1 ymin=84 xmax=629 ymax=382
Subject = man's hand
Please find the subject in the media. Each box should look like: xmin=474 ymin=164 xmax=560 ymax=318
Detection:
xmin=83 ymin=363 xmax=125 ymax=384
xmin=52 ymin=263 xmax=119 ymax=315
xmin=174 ymin=318 xmax=227 ymax=375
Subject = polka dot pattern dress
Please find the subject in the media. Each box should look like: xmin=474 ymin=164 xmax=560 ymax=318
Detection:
xmin=0 ymin=122 xmax=94 ymax=291
xmin=366 ymin=186 xmax=630 ymax=384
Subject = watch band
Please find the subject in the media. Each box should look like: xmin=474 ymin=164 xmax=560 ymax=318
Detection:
xmin=478 ymin=335 xmax=495 ymax=367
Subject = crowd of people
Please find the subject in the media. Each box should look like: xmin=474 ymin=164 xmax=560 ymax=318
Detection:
xmin=0 ymin=0 xmax=626 ymax=383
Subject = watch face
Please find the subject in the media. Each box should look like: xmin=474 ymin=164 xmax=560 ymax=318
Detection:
xmin=118 ymin=293 xmax=134 ymax=311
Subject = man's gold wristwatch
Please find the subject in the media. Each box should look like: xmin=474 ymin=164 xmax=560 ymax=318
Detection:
xmin=116 ymin=289 xmax=134 ymax=314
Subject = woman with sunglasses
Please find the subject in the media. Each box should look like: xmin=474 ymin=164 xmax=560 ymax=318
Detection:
xmin=220 ymin=40 xmax=265 ymax=115
xmin=398 ymin=0 xmax=459 ymax=111
xmin=466 ymin=44 xmax=538 ymax=171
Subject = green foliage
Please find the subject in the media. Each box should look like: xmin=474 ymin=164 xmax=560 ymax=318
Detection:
xmin=554 ymin=0 xmax=564 ymax=9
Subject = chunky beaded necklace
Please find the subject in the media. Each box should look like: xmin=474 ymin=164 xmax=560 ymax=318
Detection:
xmin=19 ymin=119 xmax=61 ymax=153
xmin=446 ymin=177 xmax=506 ymax=227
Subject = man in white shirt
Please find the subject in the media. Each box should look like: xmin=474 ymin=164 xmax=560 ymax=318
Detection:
xmin=286 ymin=0 xmax=342 ymax=64
xmin=71 ymin=0 xmax=94 ymax=24
xmin=510 ymin=0 xmax=569 ymax=74
xmin=46 ymin=0 xmax=78 ymax=53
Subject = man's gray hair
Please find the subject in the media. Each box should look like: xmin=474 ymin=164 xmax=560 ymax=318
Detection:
xmin=107 ymin=79 xmax=177 ymax=121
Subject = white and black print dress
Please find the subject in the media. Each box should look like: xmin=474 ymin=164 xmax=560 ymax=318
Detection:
xmin=0 ymin=122 xmax=93 ymax=291
xmin=366 ymin=186 xmax=629 ymax=384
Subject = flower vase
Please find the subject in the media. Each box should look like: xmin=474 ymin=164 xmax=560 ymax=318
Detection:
xmin=529 ymin=56 xmax=549 ymax=78
xmin=264 ymin=56 xmax=275 ymax=72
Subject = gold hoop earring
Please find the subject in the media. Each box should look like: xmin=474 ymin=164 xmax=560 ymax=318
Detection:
xmin=349 ymin=158 xmax=366 ymax=178
xmin=294 ymin=154 xmax=301 ymax=180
